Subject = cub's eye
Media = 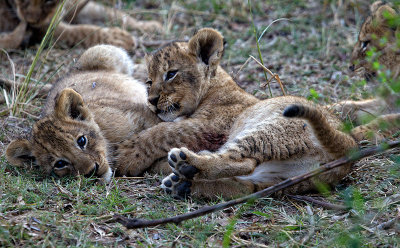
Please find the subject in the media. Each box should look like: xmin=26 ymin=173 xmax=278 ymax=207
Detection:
xmin=165 ymin=70 xmax=178 ymax=81
xmin=77 ymin=135 xmax=87 ymax=149
xmin=361 ymin=41 xmax=370 ymax=51
xmin=54 ymin=160 xmax=69 ymax=169
xmin=146 ymin=79 xmax=153 ymax=86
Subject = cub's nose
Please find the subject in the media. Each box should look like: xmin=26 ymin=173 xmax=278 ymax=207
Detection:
xmin=349 ymin=65 xmax=355 ymax=72
xmin=85 ymin=163 xmax=99 ymax=178
xmin=148 ymin=96 xmax=160 ymax=106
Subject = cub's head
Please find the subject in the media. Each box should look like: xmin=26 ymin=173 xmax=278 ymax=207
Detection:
xmin=14 ymin=0 xmax=59 ymax=27
xmin=145 ymin=28 xmax=224 ymax=121
xmin=6 ymin=88 xmax=112 ymax=182
xmin=349 ymin=1 xmax=398 ymax=78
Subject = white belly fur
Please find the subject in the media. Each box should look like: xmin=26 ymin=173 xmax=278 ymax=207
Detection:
xmin=237 ymin=157 xmax=320 ymax=184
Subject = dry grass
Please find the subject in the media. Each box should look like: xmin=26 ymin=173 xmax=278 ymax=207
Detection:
xmin=0 ymin=0 xmax=399 ymax=246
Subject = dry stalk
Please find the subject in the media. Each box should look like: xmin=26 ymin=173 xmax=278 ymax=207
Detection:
xmin=233 ymin=56 xmax=252 ymax=80
xmin=249 ymin=55 xmax=286 ymax=95
xmin=300 ymin=205 xmax=315 ymax=245
xmin=0 ymin=77 xmax=51 ymax=98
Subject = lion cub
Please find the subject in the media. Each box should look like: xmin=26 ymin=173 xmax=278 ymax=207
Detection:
xmin=0 ymin=0 xmax=161 ymax=50
xmin=112 ymin=28 xmax=361 ymax=199
xmin=6 ymin=45 xmax=161 ymax=182
xmin=336 ymin=1 xmax=400 ymax=139
xmin=349 ymin=1 xmax=399 ymax=79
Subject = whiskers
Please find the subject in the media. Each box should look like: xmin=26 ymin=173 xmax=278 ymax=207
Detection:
xmin=163 ymin=96 xmax=180 ymax=114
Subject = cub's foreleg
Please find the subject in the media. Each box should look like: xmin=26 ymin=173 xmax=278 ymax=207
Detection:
xmin=115 ymin=120 xmax=228 ymax=176
xmin=75 ymin=1 xmax=162 ymax=32
xmin=0 ymin=22 xmax=27 ymax=49
xmin=327 ymin=98 xmax=390 ymax=124
xmin=53 ymin=22 xmax=135 ymax=50
xmin=351 ymin=113 xmax=400 ymax=142
xmin=166 ymin=147 xmax=257 ymax=180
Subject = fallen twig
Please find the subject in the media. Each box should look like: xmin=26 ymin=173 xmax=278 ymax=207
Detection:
xmin=114 ymin=140 xmax=400 ymax=229
xmin=376 ymin=207 xmax=400 ymax=231
xmin=376 ymin=217 xmax=399 ymax=230
xmin=287 ymin=195 xmax=348 ymax=210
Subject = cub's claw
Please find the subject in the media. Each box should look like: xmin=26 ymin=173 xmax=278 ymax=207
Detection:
xmin=167 ymin=148 xmax=199 ymax=179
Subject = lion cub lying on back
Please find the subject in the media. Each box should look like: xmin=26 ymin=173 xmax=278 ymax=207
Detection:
xmin=6 ymin=45 xmax=161 ymax=181
xmin=109 ymin=28 xmax=375 ymax=199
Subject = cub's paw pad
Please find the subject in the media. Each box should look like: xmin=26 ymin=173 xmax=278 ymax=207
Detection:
xmin=168 ymin=148 xmax=199 ymax=179
xmin=175 ymin=181 xmax=192 ymax=198
xmin=161 ymin=173 xmax=192 ymax=198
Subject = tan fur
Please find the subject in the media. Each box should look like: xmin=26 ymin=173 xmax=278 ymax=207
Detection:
xmin=349 ymin=1 xmax=399 ymax=78
xmin=6 ymin=45 xmax=161 ymax=182
xmin=0 ymin=0 xmax=162 ymax=50
xmin=113 ymin=28 xmax=359 ymax=199
xmin=350 ymin=113 xmax=400 ymax=142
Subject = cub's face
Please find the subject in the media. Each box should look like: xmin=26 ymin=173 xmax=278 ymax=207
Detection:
xmin=145 ymin=43 xmax=206 ymax=122
xmin=6 ymin=89 xmax=112 ymax=182
xmin=349 ymin=2 xmax=398 ymax=78
xmin=145 ymin=29 xmax=225 ymax=122
xmin=15 ymin=0 xmax=59 ymax=26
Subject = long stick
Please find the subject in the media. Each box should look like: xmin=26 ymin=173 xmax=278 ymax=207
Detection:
xmin=114 ymin=141 xmax=400 ymax=229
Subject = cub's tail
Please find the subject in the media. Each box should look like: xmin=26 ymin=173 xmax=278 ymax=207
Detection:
xmin=76 ymin=45 xmax=134 ymax=75
xmin=283 ymin=104 xmax=357 ymax=158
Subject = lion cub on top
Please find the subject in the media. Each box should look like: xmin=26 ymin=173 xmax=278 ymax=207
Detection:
xmin=6 ymin=45 xmax=161 ymax=182
xmin=0 ymin=0 xmax=161 ymax=50
xmin=110 ymin=28 xmax=365 ymax=199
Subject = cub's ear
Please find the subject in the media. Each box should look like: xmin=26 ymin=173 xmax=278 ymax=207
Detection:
xmin=188 ymin=28 xmax=225 ymax=77
xmin=370 ymin=1 xmax=385 ymax=13
xmin=54 ymin=88 xmax=92 ymax=121
xmin=6 ymin=139 xmax=35 ymax=167
xmin=372 ymin=3 xmax=396 ymax=27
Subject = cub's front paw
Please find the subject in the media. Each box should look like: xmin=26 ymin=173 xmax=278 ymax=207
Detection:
xmin=102 ymin=27 xmax=136 ymax=51
xmin=168 ymin=148 xmax=199 ymax=180
xmin=161 ymin=173 xmax=192 ymax=199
